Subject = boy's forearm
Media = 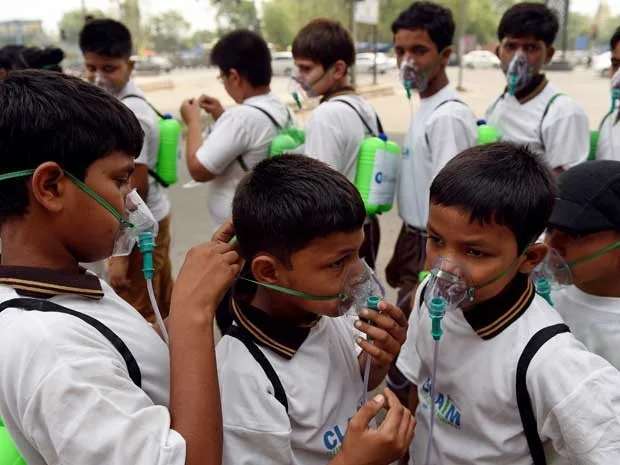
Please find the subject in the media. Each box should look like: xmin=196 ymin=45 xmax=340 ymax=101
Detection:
xmin=185 ymin=122 xmax=203 ymax=170
xmin=169 ymin=308 xmax=222 ymax=465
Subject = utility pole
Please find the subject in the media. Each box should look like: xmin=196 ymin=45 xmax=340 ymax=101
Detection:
xmin=350 ymin=0 xmax=357 ymax=85
xmin=457 ymin=0 xmax=468 ymax=91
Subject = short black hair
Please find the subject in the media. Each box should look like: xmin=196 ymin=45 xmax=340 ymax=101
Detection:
xmin=233 ymin=155 xmax=366 ymax=265
xmin=210 ymin=29 xmax=272 ymax=87
xmin=0 ymin=70 xmax=143 ymax=222
xmin=292 ymin=18 xmax=356 ymax=70
xmin=430 ymin=142 xmax=556 ymax=253
xmin=79 ymin=18 xmax=133 ymax=59
xmin=611 ymin=26 xmax=620 ymax=51
xmin=497 ymin=2 xmax=559 ymax=46
xmin=391 ymin=1 xmax=455 ymax=52
xmin=21 ymin=47 xmax=65 ymax=72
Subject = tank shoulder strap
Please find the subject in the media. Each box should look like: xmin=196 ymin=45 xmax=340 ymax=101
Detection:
xmin=244 ymin=104 xmax=283 ymax=130
xmin=0 ymin=297 xmax=142 ymax=387
xmin=226 ymin=325 xmax=288 ymax=413
xmin=516 ymin=323 xmax=570 ymax=465
xmin=121 ymin=93 xmax=165 ymax=119
xmin=539 ymin=93 xmax=566 ymax=152
xmin=331 ymin=98 xmax=384 ymax=136
xmin=424 ymin=99 xmax=468 ymax=149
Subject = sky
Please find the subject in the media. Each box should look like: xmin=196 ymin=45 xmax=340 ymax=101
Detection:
xmin=0 ymin=0 xmax=618 ymax=35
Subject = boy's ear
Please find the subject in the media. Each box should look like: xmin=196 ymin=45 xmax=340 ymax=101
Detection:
xmin=251 ymin=253 xmax=281 ymax=285
xmin=31 ymin=162 xmax=68 ymax=214
xmin=333 ymin=60 xmax=348 ymax=80
xmin=127 ymin=59 xmax=135 ymax=74
xmin=544 ymin=46 xmax=555 ymax=65
xmin=518 ymin=242 xmax=548 ymax=274
xmin=439 ymin=46 xmax=452 ymax=67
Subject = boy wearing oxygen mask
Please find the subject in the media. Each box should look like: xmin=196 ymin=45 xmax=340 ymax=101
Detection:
xmin=546 ymin=160 xmax=620 ymax=371
xmin=386 ymin=2 xmax=477 ymax=313
xmin=0 ymin=71 xmax=243 ymax=465
xmin=397 ymin=142 xmax=620 ymax=465
xmin=79 ymin=19 xmax=174 ymax=324
xmin=217 ymin=155 xmax=414 ymax=465
xmin=592 ymin=27 xmax=620 ymax=161
xmin=486 ymin=2 xmax=589 ymax=174
xmin=291 ymin=18 xmax=383 ymax=270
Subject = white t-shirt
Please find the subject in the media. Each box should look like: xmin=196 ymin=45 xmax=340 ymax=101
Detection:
xmin=397 ymin=277 xmax=620 ymax=465
xmin=554 ymin=285 xmax=620 ymax=371
xmin=197 ymin=92 xmax=293 ymax=226
xmin=304 ymin=94 xmax=379 ymax=182
xmin=596 ymin=109 xmax=620 ymax=161
xmin=120 ymin=81 xmax=171 ymax=222
xmin=216 ymin=313 xmax=364 ymax=465
xmin=398 ymin=85 xmax=478 ymax=229
xmin=0 ymin=278 xmax=185 ymax=465
xmin=486 ymin=81 xmax=589 ymax=170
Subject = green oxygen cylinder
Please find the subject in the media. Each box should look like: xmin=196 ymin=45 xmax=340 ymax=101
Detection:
xmin=589 ymin=130 xmax=599 ymax=161
xmin=354 ymin=133 xmax=400 ymax=215
xmin=476 ymin=119 xmax=500 ymax=145
xmin=156 ymin=114 xmax=181 ymax=186
xmin=0 ymin=419 xmax=26 ymax=465
xmin=269 ymin=128 xmax=306 ymax=157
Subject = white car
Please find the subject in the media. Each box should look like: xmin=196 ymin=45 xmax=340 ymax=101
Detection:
xmin=271 ymin=51 xmax=294 ymax=76
xmin=463 ymin=50 xmax=501 ymax=69
xmin=355 ymin=53 xmax=396 ymax=74
xmin=592 ymin=51 xmax=611 ymax=77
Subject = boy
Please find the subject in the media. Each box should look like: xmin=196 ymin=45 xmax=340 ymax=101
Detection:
xmin=79 ymin=19 xmax=174 ymax=322
xmin=0 ymin=70 xmax=241 ymax=465
xmin=397 ymin=142 xmax=620 ymax=464
xmin=386 ymin=2 xmax=478 ymax=311
xmin=486 ymin=2 xmax=589 ymax=174
xmin=180 ymin=29 xmax=292 ymax=227
xmin=291 ymin=18 xmax=383 ymax=269
xmin=217 ymin=155 xmax=414 ymax=465
xmin=547 ymin=160 xmax=620 ymax=370
xmin=594 ymin=26 xmax=620 ymax=160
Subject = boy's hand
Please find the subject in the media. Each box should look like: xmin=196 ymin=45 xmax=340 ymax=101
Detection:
xmin=170 ymin=238 xmax=241 ymax=322
xmin=107 ymin=256 xmax=130 ymax=291
xmin=211 ymin=219 xmax=235 ymax=245
xmin=337 ymin=388 xmax=414 ymax=465
xmin=198 ymin=94 xmax=225 ymax=121
xmin=355 ymin=301 xmax=408 ymax=368
xmin=180 ymin=99 xmax=201 ymax=125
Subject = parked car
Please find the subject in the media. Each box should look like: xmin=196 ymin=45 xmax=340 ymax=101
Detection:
xmin=132 ymin=55 xmax=173 ymax=75
xmin=271 ymin=51 xmax=294 ymax=76
xmin=355 ymin=52 xmax=397 ymax=74
xmin=462 ymin=50 xmax=501 ymax=69
xmin=592 ymin=51 xmax=611 ymax=77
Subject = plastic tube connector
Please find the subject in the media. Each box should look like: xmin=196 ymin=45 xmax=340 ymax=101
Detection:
xmin=378 ymin=133 xmax=388 ymax=142
xmin=429 ymin=297 xmax=446 ymax=341
xmin=508 ymin=74 xmax=518 ymax=96
xmin=138 ymin=231 xmax=155 ymax=280
xmin=366 ymin=295 xmax=380 ymax=310
xmin=534 ymin=277 xmax=553 ymax=307
xmin=611 ymin=89 xmax=620 ymax=112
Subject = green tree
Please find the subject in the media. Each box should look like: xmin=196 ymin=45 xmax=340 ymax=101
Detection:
xmin=262 ymin=0 xmax=294 ymax=48
xmin=211 ymin=0 xmax=261 ymax=33
xmin=58 ymin=9 xmax=104 ymax=43
xmin=146 ymin=10 xmax=191 ymax=53
xmin=119 ymin=0 xmax=142 ymax=51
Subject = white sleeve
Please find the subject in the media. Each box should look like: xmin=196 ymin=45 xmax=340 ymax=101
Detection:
xmin=124 ymin=99 xmax=157 ymax=167
xmin=304 ymin=110 xmax=346 ymax=172
xmin=529 ymin=334 xmax=620 ymax=463
xmin=218 ymin=341 xmax=293 ymax=465
xmin=396 ymin=284 xmax=425 ymax=386
xmin=426 ymin=111 xmax=477 ymax=179
xmin=196 ymin=110 xmax=253 ymax=175
xmin=541 ymin=99 xmax=589 ymax=169
xmin=0 ymin=316 xmax=185 ymax=465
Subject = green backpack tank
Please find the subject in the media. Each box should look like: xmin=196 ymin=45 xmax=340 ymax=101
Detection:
xmin=0 ymin=418 xmax=26 ymax=465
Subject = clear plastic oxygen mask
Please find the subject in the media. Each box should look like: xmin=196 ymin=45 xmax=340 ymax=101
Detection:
xmin=530 ymin=247 xmax=572 ymax=307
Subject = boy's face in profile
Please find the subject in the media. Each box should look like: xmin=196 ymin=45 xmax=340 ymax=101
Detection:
xmin=261 ymin=228 xmax=364 ymax=318
xmin=611 ymin=41 xmax=620 ymax=78
xmin=497 ymin=35 xmax=553 ymax=76
xmin=426 ymin=202 xmax=540 ymax=306
xmin=546 ymin=229 xmax=620 ymax=289
xmin=394 ymin=28 xmax=448 ymax=78
xmin=83 ymin=52 xmax=133 ymax=95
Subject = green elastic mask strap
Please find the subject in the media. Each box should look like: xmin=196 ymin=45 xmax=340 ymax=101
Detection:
xmin=239 ymin=276 xmax=343 ymax=302
xmin=0 ymin=169 xmax=132 ymax=227
xmin=565 ymin=241 xmax=620 ymax=269
xmin=469 ymin=244 xmax=532 ymax=299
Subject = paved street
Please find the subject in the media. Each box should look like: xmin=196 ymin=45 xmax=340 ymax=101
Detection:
xmin=141 ymin=66 xmax=612 ymax=306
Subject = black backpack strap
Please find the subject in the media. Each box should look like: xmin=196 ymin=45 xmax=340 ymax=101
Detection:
xmin=539 ymin=93 xmax=565 ymax=152
xmin=0 ymin=298 xmax=142 ymax=388
xmin=121 ymin=93 xmax=166 ymax=119
xmin=425 ymin=99 xmax=467 ymax=149
xmin=516 ymin=323 xmax=570 ymax=465
xmin=226 ymin=325 xmax=288 ymax=413
xmin=331 ymin=98 xmax=380 ymax=136
xmin=244 ymin=104 xmax=283 ymax=130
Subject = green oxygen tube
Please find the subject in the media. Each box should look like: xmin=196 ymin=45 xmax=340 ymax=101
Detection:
xmin=156 ymin=114 xmax=181 ymax=186
xmin=0 ymin=417 xmax=26 ymax=465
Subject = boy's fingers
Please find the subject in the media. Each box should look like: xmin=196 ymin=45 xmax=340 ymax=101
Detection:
xmin=355 ymin=323 xmax=400 ymax=355
xmin=360 ymin=309 xmax=406 ymax=340
xmin=379 ymin=301 xmax=409 ymax=328
xmin=397 ymin=407 xmax=413 ymax=444
xmin=349 ymin=394 xmax=385 ymax=432
xmin=356 ymin=338 xmax=393 ymax=366
xmin=212 ymin=219 xmax=235 ymax=243
xmin=404 ymin=414 xmax=416 ymax=446
xmin=378 ymin=391 xmax=405 ymax=436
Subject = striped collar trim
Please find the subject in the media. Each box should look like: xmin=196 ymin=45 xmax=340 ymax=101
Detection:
xmin=231 ymin=298 xmax=320 ymax=360
xmin=0 ymin=265 xmax=104 ymax=300
xmin=463 ymin=273 xmax=534 ymax=340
